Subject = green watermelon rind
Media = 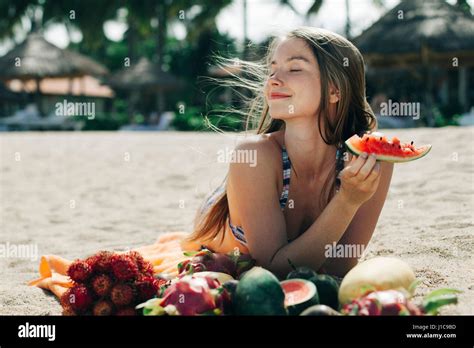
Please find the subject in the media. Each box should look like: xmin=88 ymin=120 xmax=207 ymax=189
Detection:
xmin=345 ymin=135 xmax=432 ymax=163
xmin=281 ymin=279 xmax=320 ymax=316
xmin=234 ymin=267 xmax=288 ymax=316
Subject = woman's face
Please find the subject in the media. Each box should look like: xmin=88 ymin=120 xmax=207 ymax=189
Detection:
xmin=265 ymin=37 xmax=322 ymax=120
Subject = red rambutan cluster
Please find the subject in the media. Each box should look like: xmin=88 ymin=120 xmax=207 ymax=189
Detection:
xmin=61 ymin=250 xmax=162 ymax=316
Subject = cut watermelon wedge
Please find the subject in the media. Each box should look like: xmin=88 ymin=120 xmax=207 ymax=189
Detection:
xmin=281 ymin=279 xmax=319 ymax=315
xmin=345 ymin=132 xmax=431 ymax=163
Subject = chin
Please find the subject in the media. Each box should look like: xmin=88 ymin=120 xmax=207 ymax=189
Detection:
xmin=268 ymin=107 xmax=297 ymax=120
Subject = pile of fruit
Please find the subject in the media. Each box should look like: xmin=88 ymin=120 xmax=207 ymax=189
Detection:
xmin=62 ymin=249 xmax=460 ymax=316
xmin=139 ymin=253 xmax=460 ymax=316
xmin=61 ymin=251 xmax=164 ymax=315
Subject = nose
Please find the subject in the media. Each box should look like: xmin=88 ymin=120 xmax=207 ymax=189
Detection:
xmin=268 ymin=72 xmax=283 ymax=86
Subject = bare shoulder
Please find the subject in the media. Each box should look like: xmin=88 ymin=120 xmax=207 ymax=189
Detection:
xmin=232 ymin=133 xmax=281 ymax=166
xmin=226 ymin=132 xmax=287 ymax=239
xmin=227 ymin=133 xmax=282 ymax=194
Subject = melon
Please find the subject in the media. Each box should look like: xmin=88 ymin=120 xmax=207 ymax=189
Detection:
xmin=281 ymin=279 xmax=319 ymax=315
xmin=234 ymin=267 xmax=287 ymax=315
xmin=286 ymin=267 xmax=340 ymax=310
xmin=345 ymin=132 xmax=431 ymax=163
xmin=300 ymin=304 xmax=341 ymax=316
xmin=338 ymin=257 xmax=416 ymax=305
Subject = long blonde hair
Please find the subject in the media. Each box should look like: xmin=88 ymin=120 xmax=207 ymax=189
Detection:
xmin=187 ymin=27 xmax=376 ymax=245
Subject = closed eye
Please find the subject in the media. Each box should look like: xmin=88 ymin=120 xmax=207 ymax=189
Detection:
xmin=290 ymin=69 xmax=301 ymax=72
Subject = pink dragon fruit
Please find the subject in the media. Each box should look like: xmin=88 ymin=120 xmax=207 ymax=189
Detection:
xmin=342 ymin=289 xmax=423 ymax=316
xmin=177 ymin=249 xmax=254 ymax=278
xmin=158 ymin=275 xmax=230 ymax=316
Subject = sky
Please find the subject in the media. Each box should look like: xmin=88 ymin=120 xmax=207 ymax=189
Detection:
xmin=0 ymin=0 xmax=470 ymax=56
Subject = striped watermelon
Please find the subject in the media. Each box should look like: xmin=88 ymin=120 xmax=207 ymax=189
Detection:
xmin=345 ymin=132 xmax=431 ymax=163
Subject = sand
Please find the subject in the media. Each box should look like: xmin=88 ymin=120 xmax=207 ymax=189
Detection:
xmin=0 ymin=127 xmax=473 ymax=315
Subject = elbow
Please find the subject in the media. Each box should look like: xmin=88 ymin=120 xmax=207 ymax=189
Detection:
xmin=253 ymin=251 xmax=290 ymax=280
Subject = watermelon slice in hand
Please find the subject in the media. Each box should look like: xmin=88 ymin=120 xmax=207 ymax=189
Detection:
xmin=345 ymin=132 xmax=431 ymax=163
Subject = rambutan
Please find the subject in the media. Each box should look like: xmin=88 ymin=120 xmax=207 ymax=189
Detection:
xmin=134 ymin=276 xmax=159 ymax=302
xmin=111 ymin=254 xmax=139 ymax=281
xmin=60 ymin=288 xmax=73 ymax=309
xmin=91 ymin=274 xmax=113 ymax=297
xmin=128 ymin=251 xmax=154 ymax=277
xmin=63 ymin=285 xmax=93 ymax=313
xmin=62 ymin=305 xmax=77 ymax=316
xmin=92 ymin=300 xmax=114 ymax=316
xmin=110 ymin=283 xmax=135 ymax=306
xmin=116 ymin=307 xmax=137 ymax=316
xmin=67 ymin=259 xmax=92 ymax=283
xmin=86 ymin=250 xmax=113 ymax=273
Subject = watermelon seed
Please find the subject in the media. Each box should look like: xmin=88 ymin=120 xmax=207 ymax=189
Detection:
xmin=365 ymin=138 xmax=369 ymax=142
xmin=411 ymin=141 xmax=414 ymax=145
xmin=379 ymin=137 xmax=382 ymax=141
xmin=398 ymin=145 xmax=401 ymax=149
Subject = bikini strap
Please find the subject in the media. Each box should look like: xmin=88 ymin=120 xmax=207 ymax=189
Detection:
xmin=279 ymin=146 xmax=291 ymax=210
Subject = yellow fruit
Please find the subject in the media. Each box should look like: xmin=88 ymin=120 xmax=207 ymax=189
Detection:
xmin=338 ymin=257 xmax=416 ymax=304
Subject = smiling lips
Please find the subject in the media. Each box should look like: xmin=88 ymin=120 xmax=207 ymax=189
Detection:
xmin=269 ymin=92 xmax=291 ymax=100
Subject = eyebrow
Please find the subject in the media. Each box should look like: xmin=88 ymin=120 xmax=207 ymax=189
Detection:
xmin=270 ymin=56 xmax=311 ymax=65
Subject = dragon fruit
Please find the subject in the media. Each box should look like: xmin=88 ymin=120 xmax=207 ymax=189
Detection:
xmin=342 ymin=289 xmax=413 ymax=316
xmin=138 ymin=275 xmax=231 ymax=316
xmin=342 ymin=287 xmax=461 ymax=316
xmin=177 ymin=249 xmax=255 ymax=278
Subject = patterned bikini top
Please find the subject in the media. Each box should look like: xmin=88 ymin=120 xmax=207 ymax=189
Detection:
xmin=201 ymin=143 xmax=345 ymax=247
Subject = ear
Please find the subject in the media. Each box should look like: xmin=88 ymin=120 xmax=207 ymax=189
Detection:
xmin=329 ymin=85 xmax=340 ymax=104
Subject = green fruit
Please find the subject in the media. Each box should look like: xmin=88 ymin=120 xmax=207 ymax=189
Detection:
xmin=300 ymin=304 xmax=341 ymax=316
xmin=286 ymin=267 xmax=340 ymax=310
xmin=286 ymin=266 xmax=318 ymax=282
xmin=313 ymin=274 xmax=340 ymax=310
xmin=281 ymin=279 xmax=319 ymax=316
xmin=234 ymin=267 xmax=287 ymax=316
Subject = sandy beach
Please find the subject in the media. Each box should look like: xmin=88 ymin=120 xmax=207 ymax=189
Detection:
xmin=0 ymin=127 xmax=473 ymax=315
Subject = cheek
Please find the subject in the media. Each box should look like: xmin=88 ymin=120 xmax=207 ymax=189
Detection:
xmin=294 ymin=76 xmax=321 ymax=112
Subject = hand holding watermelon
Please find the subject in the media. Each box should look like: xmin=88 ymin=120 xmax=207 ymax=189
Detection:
xmin=338 ymin=151 xmax=382 ymax=207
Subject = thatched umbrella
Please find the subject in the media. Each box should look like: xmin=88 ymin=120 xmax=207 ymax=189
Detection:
xmin=107 ymin=57 xmax=182 ymax=91
xmin=106 ymin=57 xmax=184 ymax=122
xmin=0 ymin=32 xmax=108 ymax=114
xmin=354 ymin=0 xmax=474 ymax=119
xmin=354 ymin=0 xmax=474 ymax=63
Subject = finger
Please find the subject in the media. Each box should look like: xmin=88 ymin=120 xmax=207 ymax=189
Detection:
xmin=368 ymin=162 xmax=381 ymax=181
xmin=347 ymin=152 xmax=369 ymax=176
xmin=358 ymin=154 xmax=377 ymax=180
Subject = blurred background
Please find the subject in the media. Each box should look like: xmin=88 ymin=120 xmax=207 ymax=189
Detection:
xmin=1 ymin=1 xmax=473 ymax=316
xmin=0 ymin=0 xmax=473 ymax=131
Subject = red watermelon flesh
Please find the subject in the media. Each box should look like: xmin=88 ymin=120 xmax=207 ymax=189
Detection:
xmin=280 ymin=279 xmax=319 ymax=315
xmin=345 ymin=132 xmax=431 ymax=163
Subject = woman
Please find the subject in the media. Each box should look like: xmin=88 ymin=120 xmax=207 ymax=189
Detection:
xmin=183 ymin=27 xmax=393 ymax=279
xmin=30 ymin=27 xmax=393 ymax=297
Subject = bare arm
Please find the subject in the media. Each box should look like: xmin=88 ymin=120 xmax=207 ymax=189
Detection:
xmin=321 ymin=161 xmax=393 ymax=276
xmin=227 ymin=140 xmax=392 ymax=278
xmin=268 ymin=153 xmax=392 ymax=277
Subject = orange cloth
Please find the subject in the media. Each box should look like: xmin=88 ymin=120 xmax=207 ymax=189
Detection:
xmin=28 ymin=232 xmax=202 ymax=299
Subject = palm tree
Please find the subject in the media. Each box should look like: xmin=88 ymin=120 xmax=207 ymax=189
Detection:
xmin=278 ymin=0 xmax=386 ymax=39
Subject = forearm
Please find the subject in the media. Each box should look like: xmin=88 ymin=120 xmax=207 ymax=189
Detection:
xmin=269 ymin=193 xmax=360 ymax=277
